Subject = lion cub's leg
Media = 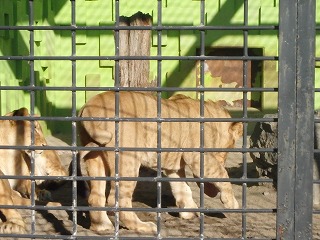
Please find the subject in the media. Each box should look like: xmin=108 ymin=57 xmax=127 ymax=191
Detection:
xmin=186 ymin=156 xmax=239 ymax=209
xmin=0 ymin=178 xmax=26 ymax=234
xmin=0 ymin=208 xmax=26 ymax=234
xmin=115 ymin=180 xmax=156 ymax=233
xmin=206 ymin=164 xmax=239 ymax=209
xmin=15 ymin=179 xmax=31 ymax=198
xmin=165 ymin=169 xmax=198 ymax=219
xmin=107 ymin=156 xmax=157 ymax=234
xmin=85 ymin=152 xmax=114 ymax=234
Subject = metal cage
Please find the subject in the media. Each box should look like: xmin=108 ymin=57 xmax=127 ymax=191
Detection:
xmin=0 ymin=0 xmax=317 ymax=239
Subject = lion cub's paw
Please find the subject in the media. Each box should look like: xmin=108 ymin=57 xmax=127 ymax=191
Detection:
xmin=180 ymin=211 xmax=199 ymax=220
xmin=135 ymin=221 xmax=157 ymax=234
xmin=90 ymin=223 xmax=115 ymax=235
xmin=220 ymin=193 xmax=239 ymax=209
xmin=0 ymin=221 xmax=26 ymax=234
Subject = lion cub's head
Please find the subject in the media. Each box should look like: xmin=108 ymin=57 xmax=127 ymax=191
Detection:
xmin=6 ymin=108 xmax=67 ymax=184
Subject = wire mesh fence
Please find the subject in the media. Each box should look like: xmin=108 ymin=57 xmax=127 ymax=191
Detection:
xmin=0 ymin=0 xmax=318 ymax=239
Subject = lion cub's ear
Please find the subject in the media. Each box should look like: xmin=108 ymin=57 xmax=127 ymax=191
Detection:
xmin=230 ymin=122 xmax=243 ymax=140
xmin=7 ymin=107 xmax=30 ymax=117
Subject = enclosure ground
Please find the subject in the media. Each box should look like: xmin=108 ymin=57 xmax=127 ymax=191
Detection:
xmin=3 ymin=136 xmax=320 ymax=239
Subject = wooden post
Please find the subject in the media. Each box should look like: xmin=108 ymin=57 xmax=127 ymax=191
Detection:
xmin=118 ymin=12 xmax=155 ymax=88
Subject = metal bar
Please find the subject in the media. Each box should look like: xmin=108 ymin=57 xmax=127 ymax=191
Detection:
xmin=0 ymin=85 xmax=279 ymax=92
xmin=277 ymin=0 xmax=315 ymax=239
xmin=295 ymin=0 xmax=315 ymax=238
xmin=199 ymin=0 xmax=205 ymax=238
xmin=114 ymin=0 xmax=120 ymax=237
xmin=0 ymin=233 xmax=275 ymax=240
xmin=0 ymin=175 xmax=274 ymax=185
xmin=0 ymin=115 xmax=279 ymax=123
xmin=0 ymin=55 xmax=277 ymax=61
xmin=0 ymin=25 xmax=278 ymax=31
xmin=0 ymin=235 xmax=275 ymax=240
xmin=28 ymin=0 xmax=37 ymax=236
xmin=277 ymin=0 xmax=297 ymax=239
xmin=156 ymin=0 xmax=163 ymax=237
xmin=0 ymin=204 xmax=275 ymax=214
xmin=70 ymin=0 xmax=78 ymax=238
xmin=0 ymin=145 xmax=276 ymax=153
xmin=241 ymin=0 xmax=249 ymax=238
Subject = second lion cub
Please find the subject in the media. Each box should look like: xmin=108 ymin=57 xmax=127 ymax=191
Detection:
xmin=78 ymin=91 xmax=242 ymax=234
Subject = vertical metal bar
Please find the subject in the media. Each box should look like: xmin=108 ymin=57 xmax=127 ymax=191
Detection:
xmin=278 ymin=0 xmax=315 ymax=239
xmin=114 ymin=0 xmax=120 ymax=237
xmin=28 ymin=0 xmax=36 ymax=236
xmin=199 ymin=0 xmax=205 ymax=238
xmin=70 ymin=0 xmax=78 ymax=238
xmin=241 ymin=0 xmax=249 ymax=238
xmin=156 ymin=0 xmax=162 ymax=238
xmin=295 ymin=0 xmax=315 ymax=238
xmin=277 ymin=0 xmax=297 ymax=239
xmin=277 ymin=0 xmax=297 ymax=238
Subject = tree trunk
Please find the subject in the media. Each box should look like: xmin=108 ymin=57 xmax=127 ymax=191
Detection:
xmin=118 ymin=12 xmax=155 ymax=88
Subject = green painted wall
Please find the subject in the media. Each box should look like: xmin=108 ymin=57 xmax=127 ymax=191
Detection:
xmin=0 ymin=0 xmax=319 ymax=135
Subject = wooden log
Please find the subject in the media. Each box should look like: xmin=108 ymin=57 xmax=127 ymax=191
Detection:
xmin=118 ymin=12 xmax=155 ymax=88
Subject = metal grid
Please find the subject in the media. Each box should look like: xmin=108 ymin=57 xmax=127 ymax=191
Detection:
xmin=0 ymin=0 xmax=316 ymax=239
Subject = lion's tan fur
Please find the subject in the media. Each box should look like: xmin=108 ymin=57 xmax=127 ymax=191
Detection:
xmin=0 ymin=108 xmax=67 ymax=234
xmin=78 ymin=91 xmax=243 ymax=234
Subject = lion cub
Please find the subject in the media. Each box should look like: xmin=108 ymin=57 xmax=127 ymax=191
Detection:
xmin=78 ymin=91 xmax=242 ymax=234
xmin=0 ymin=108 xmax=67 ymax=234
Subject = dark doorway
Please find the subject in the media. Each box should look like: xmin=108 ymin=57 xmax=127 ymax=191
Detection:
xmin=196 ymin=48 xmax=263 ymax=108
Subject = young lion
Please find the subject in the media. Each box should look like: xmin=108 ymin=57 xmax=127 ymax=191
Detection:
xmin=0 ymin=108 xmax=68 ymax=234
xmin=78 ymin=91 xmax=243 ymax=234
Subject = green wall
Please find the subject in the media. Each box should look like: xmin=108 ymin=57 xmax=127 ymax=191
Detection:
xmin=0 ymin=0 xmax=319 ymax=135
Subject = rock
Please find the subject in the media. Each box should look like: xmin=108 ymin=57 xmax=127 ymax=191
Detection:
xmin=249 ymin=114 xmax=278 ymax=183
xmin=250 ymin=112 xmax=320 ymax=207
